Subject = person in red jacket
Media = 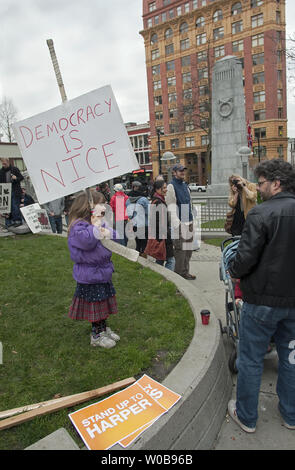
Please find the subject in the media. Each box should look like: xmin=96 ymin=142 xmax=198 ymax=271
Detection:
xmin=110 ymin=184 xmax=129 ymax=246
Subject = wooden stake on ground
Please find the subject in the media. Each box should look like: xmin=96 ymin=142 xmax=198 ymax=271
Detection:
xmin=0 ymin=377 xmax=135 ymax=431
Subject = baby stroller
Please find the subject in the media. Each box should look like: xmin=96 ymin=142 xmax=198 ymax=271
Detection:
xmin=219 ymin=236 xmax=241 ymax=374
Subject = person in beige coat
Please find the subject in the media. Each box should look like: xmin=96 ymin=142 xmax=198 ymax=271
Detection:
xmin=227 ymin=175 xmax=257 ymax=236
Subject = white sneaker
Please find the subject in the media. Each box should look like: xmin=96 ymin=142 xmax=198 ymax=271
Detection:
xmin=283 ymin=421 xmax=295 ymax=430
xmin=228 ymin=399 xmax=256 ymax=433
xmin=105 ymin=327 xmax=120 ymax=342
xmin=90 ymin=331 xmax=116 ymax=348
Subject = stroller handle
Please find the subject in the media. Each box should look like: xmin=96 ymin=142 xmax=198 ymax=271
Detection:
xmin=220 ymin=235 xmax=241 ymax=252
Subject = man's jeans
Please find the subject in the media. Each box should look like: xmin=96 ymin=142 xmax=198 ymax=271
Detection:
xmin=156 ymin=257 xmax=175 ymax=271
xmin=48 ymin=215 xmax=63 ymax=234
xmin=236 ymin=302 xmax=295 ymax=428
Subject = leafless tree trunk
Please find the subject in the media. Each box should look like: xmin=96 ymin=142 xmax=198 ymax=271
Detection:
xmin=0 ymin=97 xmax=18 ymax=142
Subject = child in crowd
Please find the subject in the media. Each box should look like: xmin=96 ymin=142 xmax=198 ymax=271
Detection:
xmin=67 ymin=190 xmax=120 ymax=349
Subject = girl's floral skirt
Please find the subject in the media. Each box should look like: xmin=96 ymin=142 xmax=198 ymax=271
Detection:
xmin=68 ymin=281 xmax=117 ymax=323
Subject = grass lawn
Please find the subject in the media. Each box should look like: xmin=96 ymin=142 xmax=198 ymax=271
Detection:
xmin=0 ymin=234 xmax=194 ymax=450
xmin=201 ymin=218 xmax=225 ymax=230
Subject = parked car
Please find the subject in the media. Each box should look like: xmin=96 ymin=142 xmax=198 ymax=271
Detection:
xmin=188 ymin=183 xmax=207 ymax=192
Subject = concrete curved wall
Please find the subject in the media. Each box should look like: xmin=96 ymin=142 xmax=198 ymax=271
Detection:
xmin=121 ymin=257 xmax=233 ymax=450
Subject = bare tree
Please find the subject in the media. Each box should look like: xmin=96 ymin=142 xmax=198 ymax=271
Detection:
xmin=0 ymin=97 xmax=18 ymax=142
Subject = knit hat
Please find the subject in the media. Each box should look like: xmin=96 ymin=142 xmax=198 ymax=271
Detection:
xmin=114 ymin=183 xmax=123 ymax=192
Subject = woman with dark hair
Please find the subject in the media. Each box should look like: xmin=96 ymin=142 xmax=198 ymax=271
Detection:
xmin=146 ymin=179 xmax=175 ymax=271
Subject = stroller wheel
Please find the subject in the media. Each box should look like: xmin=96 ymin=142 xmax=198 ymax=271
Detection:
xmin=228 ymin=348 xmax=238 ymax=374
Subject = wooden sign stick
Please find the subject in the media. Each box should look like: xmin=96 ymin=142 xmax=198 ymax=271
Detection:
xmin=0 ymin=377 xmax=135 ymax=431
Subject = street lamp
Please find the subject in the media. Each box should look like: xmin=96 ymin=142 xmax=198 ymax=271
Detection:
xmin=237 ymin=146 xmax=252 ymax=180
xmin=161 ymin=151 xmax=176 ymax=182
xmin=156 ymin=128 xmax=164 ymax=175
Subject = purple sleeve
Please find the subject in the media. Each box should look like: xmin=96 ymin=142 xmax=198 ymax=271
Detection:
xmin=69 ymin=224 xmax=98 ymax=251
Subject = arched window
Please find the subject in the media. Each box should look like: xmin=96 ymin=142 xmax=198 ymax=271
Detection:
xmin=180 ymin=22 xmax=188 ymax=34
xmin=164 ymin=28 xmax=173 ymax=40
xmin=151 ymin=33 xmax=158 ymax=45
xmin=213 ymin=9 xmax=223 ymax=22
xmin=232 ymin=2 xmax=242 ymax=15
xmin=196 ymin=16 xmax=205 ymax=28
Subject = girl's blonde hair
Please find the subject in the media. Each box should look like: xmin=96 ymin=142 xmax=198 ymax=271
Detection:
xmin=68 ymin=190 xmax=106 ymax=234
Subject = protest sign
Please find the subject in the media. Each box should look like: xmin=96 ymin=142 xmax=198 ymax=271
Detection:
xmin=0 ymin=183 xmax=11 ymax=214
xmin=12 ymin=86 xmax=139 ymax=205
xmin=36 ymin=209 xmax=52 ymax=232
xmin=119 ymin=375 xmax=181 ymax=448
xmin=68 ymin=381 xmax=167 ymax=450
xmin=20 ymin=203 xmax=42 ymax=233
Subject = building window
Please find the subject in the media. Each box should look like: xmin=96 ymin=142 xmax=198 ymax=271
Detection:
xmin=149 ymin=2 xmax=156 ymax=12
xmin=171 ymin=138 xmax=179 ymax=149
xmin=169 ymin=108 xmax=178 ymax=118
xmin=151 ymin=33 xmax=158 ymax=45
xmin=167 ymin=76 xmax=176 ymax=86
xmin=151 ymin=49 xmax=160 ymax=60
xmin=214 ymin=45 xmax=225 ymax=58
xmin=153 ymin=80 xmax=162 ymax=90
xmin=168 ymin=92 xmax=177 ymax=102
xmin=252 ymin=52 xmax=264 ymax=65
xmin=184 ymin=2 xmax=190 ymax=13
xmin=232 ymin=21 xmax=243 ymax=34
xmin=201 ymin=135 xmax=209 ymax=145
xmin=232 ymin=2 xmax=242 ymax=15
xmin=183 ymin=105 xmax=194 ymax=116
xmin=196 ymin=33 xmax=206 ymax=45
xmin=253 ymin=72 xmax=264 ymax=84
xmin=199 ymin=85 xmax=209 ymax=96
xmin=197 ymin=50 xmax=207 ymax=62
xmin=277 ymin=145 xmax=283 ymax=157
xmin=170 ymin=123 xmax=179 ymax=133
xmin=152 ymin=64 xmax=160 ymax=75
xmin=165 ymin=28 xmax=173 ymax=39
xmin=253 ymin=145 xmax=266 ymax=158
xmin=165 ymin=43 xmax=174 ymax=55
xmin=154 ymin=15 xmax=159 ymax=25
xmin=198 ymin=67 xmax=208 ymax=80
xmin=154 ymin=95 xmax=162 ymax=106
xmin=213 ymin=27 xmax=224 ymax=41
xmin=251 ymin=0 xmax=263 ymax=6
xmin=147 ymin=18 xmax=153 ymax=28
xmin=186 ymin=137 xmax=195 ymax=147
xmin=181 ymin=55 xmax=191 ymax=67
xmin=180 ymin=22 xmax=188 ymax=34
xmin=155 ymin=111 xmax=163 ymax=120
xmin=277 ymin=69 xmax=283 ymax=81
xmin=253 ymin=90 xmax=265 ymax=103
xmin=193 ymin=0 xmax=198 ymax=9
xmin=166 ymin=60 xmax=175 ymax=71
xmin=277 ymin=89 xmax=283 ymax=101
xmin=278 ymin=126 xmax=283 ymax=136
xmin=177 ymin=6 xmax=182 ymax=16
xmin=180 ymin=38 xmax=190 ymax=51
xmin=196 ymin=16 xmax=205 ymax=28
xmin=169 ymin=9 xmax=174 ymax=19
xmin=276 ymin=10 xmax=281 ymax=24
xmin=183 ymin=88 xmax=193 ymax=100
xmin=252 ymin=13 xmax=263 ymax=28
xmin=182 ymin=71 xmax=191 ymax=83
xmin=185 ymin=121 xmax=194 ymax=131
xmin=252 ymin=33 xmax=264 ymax=47
xmin=254 ymin=127 xmax=266 ymax=139
xmin=232 ymin=39 xmax=244 ymax=52
xmin=278 ymin=107 xmax=283 ymax=118
xmin=254 ymin=109 xmax=266 ymax=121
xmin=213 ymin=9 xmax=223 ymax=22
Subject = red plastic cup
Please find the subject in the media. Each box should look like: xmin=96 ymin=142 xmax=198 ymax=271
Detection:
xmin=200 ymin=309 xmax=210 ymax=325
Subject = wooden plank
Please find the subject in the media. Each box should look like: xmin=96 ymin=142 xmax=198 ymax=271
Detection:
xmin=0 ymin=377 xmax=135 ymax=431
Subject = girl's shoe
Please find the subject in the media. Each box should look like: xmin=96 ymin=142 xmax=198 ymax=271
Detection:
xmin=90 ymin=331 xmax=116 ymax=348
xmin=105 ymin=327 xmax=120 ymax=342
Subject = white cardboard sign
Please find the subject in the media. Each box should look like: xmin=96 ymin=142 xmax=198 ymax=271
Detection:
xmin=0 ymin=183 xmax=11 ymax=214
xmin=12 ymin=86 xmax=139 ymax=204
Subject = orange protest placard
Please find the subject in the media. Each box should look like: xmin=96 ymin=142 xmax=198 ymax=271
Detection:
xmin=69 ymin=381 xmax=167 ymax=450
xmin=119 ymin=375 xmax=181 ymax=448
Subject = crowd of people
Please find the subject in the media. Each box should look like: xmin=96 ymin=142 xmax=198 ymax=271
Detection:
xmin=2 ymin=155 xmax=295 ymax=432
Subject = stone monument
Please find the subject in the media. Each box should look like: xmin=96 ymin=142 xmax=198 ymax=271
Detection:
xmin=208 ymin=56 xmax=249 ymax=196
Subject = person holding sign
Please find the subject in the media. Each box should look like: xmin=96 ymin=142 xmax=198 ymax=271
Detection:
xmin=0 ymin=158 xmax=24 ymax=227
xmin=67 ymin=190 xmax=120 ymax=349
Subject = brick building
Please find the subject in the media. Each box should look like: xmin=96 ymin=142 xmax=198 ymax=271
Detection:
xmin=140 ymin=0 xmax=287 ymax=183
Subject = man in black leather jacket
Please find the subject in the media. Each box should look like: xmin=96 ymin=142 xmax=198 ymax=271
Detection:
xmin=227 ymin=159 xmax=295 ymax=433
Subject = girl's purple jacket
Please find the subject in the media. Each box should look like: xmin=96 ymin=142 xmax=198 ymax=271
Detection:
xmin=68 ymin=220 xmax=115 ymax=284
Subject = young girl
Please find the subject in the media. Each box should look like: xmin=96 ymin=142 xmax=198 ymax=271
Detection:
xmin=67 ymin=190 xmax=120 ymax=348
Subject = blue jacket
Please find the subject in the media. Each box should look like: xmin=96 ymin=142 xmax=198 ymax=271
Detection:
xmin=170 ymin=177 xmax=193 ymax=223
xmin=126 ymin=193 xmax=150 ymax=227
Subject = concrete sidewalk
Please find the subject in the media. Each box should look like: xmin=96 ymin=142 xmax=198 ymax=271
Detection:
xmin=189 ymin=241 xmax=295 ymax=450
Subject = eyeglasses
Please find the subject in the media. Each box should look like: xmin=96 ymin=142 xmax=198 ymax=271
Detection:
xmin=257 ymin=180 xmax=268 ymax=187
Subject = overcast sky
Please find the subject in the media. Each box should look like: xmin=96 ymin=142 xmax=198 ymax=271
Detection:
xmin=1 ymin=0 xmax=295 ymax=135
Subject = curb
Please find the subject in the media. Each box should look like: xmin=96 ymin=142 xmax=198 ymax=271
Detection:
xmin=113 ymin=257 xmax=232 ymax=450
